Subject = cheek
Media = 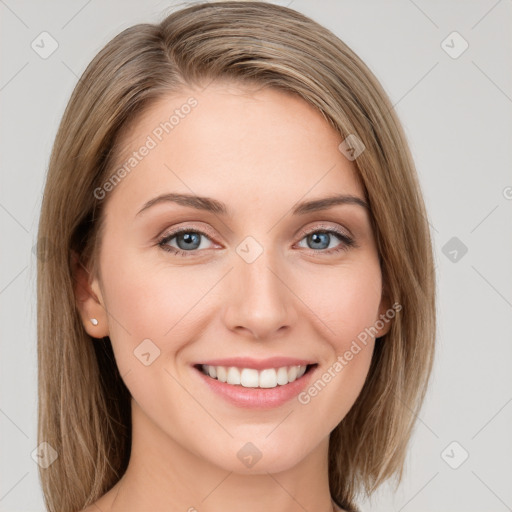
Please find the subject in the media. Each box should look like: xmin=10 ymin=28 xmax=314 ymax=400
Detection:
xmin=100 ymin=244 xmax=203 ymax=331
xmin=98 ymin=248 xmax=217 ymax=368
xmin=293 ymin=260 xmax=383 ymax=350
xmin=291 ymin=262 xmax=382 ymax=414
xmin=97 ymin=253 xmax=212 ymax=420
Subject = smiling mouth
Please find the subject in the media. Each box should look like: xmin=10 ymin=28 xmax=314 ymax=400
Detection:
xmin=195 ymin=364 xmax=317 ymax=389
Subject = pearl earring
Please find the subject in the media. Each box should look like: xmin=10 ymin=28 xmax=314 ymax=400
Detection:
xmin=90 ymin=318 xmax=98 ymax=326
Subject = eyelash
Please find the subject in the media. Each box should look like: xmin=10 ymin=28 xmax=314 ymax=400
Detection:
xmin=157 ymin=226 xmax=355 ymax=257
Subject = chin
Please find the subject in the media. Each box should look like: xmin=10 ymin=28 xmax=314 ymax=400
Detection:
xmin=198 ymin=434 xmax=314 ymax=475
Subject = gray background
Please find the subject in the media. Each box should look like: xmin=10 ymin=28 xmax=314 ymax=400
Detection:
xmin=1 ymin=0 xmax=511 ymax=511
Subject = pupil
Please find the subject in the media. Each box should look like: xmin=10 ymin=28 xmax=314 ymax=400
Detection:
xmin=310 ymin=232 xmax=329 ymax=250
xmin=178 ymin=232 xmax=200 ymax=250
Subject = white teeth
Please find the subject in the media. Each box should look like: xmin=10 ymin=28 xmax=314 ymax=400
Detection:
xmin=297 ymin=365 xmax=307 ymax=378
xmin=276 ymin=366 xmax=289 ymax=385
xmin=240 ymin=368 xmax=259 ymax=388
xmin=227 ymin=367 xmax=241 ymax=385
xmin=216 ymin=366 xmax=227 ymax=383
xmin=200 ymin=364 xmax=309 ymax=388
xmin=259 ymin=368 xmax=277 ymax=388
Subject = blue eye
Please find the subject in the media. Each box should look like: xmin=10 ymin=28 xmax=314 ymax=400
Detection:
xmin=158 ymin=229 xmax=214 ymax=256
xmin=297 ymin=229 xmax=355 ymax=253
xmin=157 ymin=226 xmax=355 ymax=257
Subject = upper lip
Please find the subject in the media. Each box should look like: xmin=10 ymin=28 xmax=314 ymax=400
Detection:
xmin=194 ymin=357 xmax=316 ymax=371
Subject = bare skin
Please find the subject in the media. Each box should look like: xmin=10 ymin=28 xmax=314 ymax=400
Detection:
xmin=76 ymin=81 xmax=390 ymax=512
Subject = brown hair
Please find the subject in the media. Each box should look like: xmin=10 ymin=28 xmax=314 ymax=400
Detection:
xmin=37 ymin=2 xmax=436 ymax=511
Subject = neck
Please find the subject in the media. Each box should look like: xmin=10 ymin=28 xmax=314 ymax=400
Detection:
xmin=106 ymin=399 xmax=335 ymax=512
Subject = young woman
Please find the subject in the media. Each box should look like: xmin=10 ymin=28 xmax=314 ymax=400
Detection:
xmin=36 ymin=2 xmax=436 ymax=511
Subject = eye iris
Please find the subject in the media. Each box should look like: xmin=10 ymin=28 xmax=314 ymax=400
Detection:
xmin=167 ymin=230 xmax=341 ymax=252
xmin=308 ymin=232 xmax=330 ymax=250
xmin=177 ymin=232 xmax=201 ymax=250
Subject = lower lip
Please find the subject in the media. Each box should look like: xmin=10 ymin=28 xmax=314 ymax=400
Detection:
xmin=194 ymin=366 xmax=317 ymax=409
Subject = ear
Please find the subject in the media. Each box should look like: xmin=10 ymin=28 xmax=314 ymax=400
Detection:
xmin=71 ymin=251 xmax=109 ymax=339
xmin=374 ymin=286 xmax=394 ymax=339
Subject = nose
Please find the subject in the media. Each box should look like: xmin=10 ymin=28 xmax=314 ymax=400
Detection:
xmin=222 ymin=249 xmax=298 ymax=340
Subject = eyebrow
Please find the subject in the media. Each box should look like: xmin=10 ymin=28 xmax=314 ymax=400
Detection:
xmin=135 ymin=192 xmax=369 ymax=217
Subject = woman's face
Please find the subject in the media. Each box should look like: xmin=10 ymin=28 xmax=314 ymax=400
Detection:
xmin=82 ymin=81 xmax=390 ymax=474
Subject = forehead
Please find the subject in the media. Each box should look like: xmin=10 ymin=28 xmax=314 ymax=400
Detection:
xmin=104 ymin=82 xmax=364 ymax=218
